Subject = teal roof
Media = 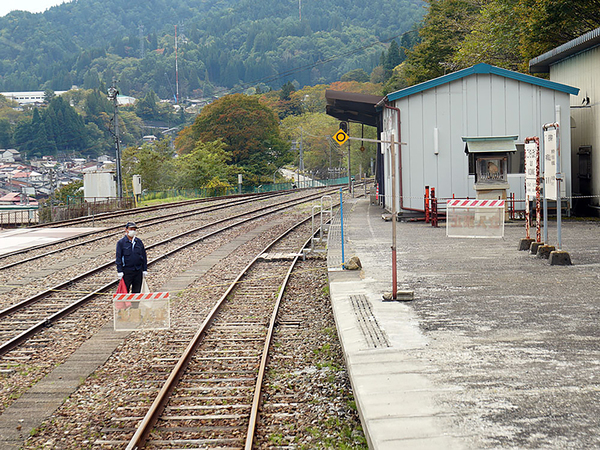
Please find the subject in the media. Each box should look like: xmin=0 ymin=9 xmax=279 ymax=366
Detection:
xmin=386 ymin=63 xmax=579 ymax=102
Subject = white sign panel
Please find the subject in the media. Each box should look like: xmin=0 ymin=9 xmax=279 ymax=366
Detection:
xmin=446 ymin=199 xmax=505 ymax=239
xmin=543 ymin=129 xmax=557 ymax=201
xmin=113 ymin=292 xmax=170 ymax=331
xmin=524 ymin=142 xmax=538 ymax=201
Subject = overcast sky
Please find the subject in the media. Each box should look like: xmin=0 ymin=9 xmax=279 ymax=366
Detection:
xmin=1 ymin=0 xmax=71 ymax=17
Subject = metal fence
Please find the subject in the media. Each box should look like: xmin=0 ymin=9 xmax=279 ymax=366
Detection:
xmin=38 ymin=197 xmax=135 ymax=223
xmin=0 ymin=207 xmax=39 ymax=227
xmin=141 ymin=177 xmax=349 ymax=200
xmin=5 ymin=177 xmax=349 ymax=227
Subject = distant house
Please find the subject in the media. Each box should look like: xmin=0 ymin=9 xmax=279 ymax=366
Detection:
xmin=530 ymin=27 xmax=600 ymax=213
xmin=0 ymin=192 xmax=37 ymax=206
xmin=143 ymin=135 xmax=158 ymax=143
xmin=0 ymin=149 xmax=21 ymax=163
xmin=0 ymin=91 xmax=68 ymax=106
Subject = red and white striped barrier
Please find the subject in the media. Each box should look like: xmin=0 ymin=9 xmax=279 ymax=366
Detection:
xmin=113 ymin=292 xmax=170 ymax=331
xmin=447 ymin=199 xmax=505 ymax=208
xmin=113 ymin=292 xmax=170 ymax=302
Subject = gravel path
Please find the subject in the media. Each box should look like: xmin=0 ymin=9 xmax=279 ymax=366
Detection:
xmin=398 ymin=220 xmax=600 ymax=449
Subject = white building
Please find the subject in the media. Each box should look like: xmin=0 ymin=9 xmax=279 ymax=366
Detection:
xmin=378 ymin=63 xmax=578 ymax=213
xmin=0 ymin=91 xmax=68 ymax=106
xmin=117 ymin=95 xmax=136 ymax=106
xmin=0 ymin=149 xmax=21 ymax=162
xmin=529 ymin=27 xmax=600 ymax=213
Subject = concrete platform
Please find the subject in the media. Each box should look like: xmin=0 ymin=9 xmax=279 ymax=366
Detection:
xmin=0 ymin=227 xmax=102 ymax=256
xmin=326 ymin=197 xmax=600 ymax=449
xmin=327 ymin=198 xmax=467 ymax=449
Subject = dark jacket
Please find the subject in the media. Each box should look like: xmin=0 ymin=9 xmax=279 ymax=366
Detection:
xmin=116 ymin=235 xmax=148 ymax=273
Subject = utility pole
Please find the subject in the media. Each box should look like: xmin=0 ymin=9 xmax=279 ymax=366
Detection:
xmin=300 ymin=127 xmax=304 ymax=171
xmin=298 ymin=127 xmax=304 ymax=187
xmin=108 ymin=79 xmax=123 ymax=198
xmin=175 ymin=25 xmax=179 ymax=104
xmin=139 ymin=25 xmax=145 ymax=59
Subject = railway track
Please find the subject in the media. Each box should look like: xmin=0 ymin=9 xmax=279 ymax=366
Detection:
xmin=92 ymin=217 xmax=318 ymax=449
xmin=0 ymin=191 xmax=289 ymax=264
xmin=3 ymin=187 xmax=371 ymax=449
xmin=0 ymin=188 xmax=340 ymax=357
xmin=0 ymin=189 xmax=334 ymax=304
xmin=30 ymin=191 xmax=282 ymax=229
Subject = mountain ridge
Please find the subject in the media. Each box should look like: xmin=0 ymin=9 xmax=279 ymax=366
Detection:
xmin=0 ymin=0 xmax=424 ymax=97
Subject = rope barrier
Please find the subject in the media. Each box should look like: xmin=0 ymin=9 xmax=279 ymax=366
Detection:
xmin=382 ymin=194 xmax=600 ymax=201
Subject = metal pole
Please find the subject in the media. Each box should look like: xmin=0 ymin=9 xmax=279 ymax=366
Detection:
xmin=535 ymin=138 xmax=541 ymax=243
xmin=347 ymin=123 xmax=352 ymax=193
xmin=300 ymin=127 xmax=304 ymax=187
xmin=542 ymin=138 xmax=548 ymax=244
xmin=390 ymin=133 xmax=397 ymax=300
xmin=524 ymin=142 xmax=530 ymax=240
xmin=339 ymin=188 xmax=345 ymax=266
xmin=108 ymin=80 xmax=123 ymax=199
xmin=555 ymin=105 xmax=562 ymax=250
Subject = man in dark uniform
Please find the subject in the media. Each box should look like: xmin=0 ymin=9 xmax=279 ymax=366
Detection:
xmin=116 ymin=222 xmax=148 ymax=293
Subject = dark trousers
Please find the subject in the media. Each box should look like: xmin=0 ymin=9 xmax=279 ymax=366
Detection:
xmin=123 ymin=270 xmax=143 ymax=293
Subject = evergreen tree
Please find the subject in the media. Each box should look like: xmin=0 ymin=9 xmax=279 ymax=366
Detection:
xmin=0 ymin=118 xmax=13 ymax=148
xmin=280 ymin=81 xmax=295 ymax=101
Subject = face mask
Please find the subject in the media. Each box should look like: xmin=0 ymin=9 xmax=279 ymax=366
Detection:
xmin=128 ymin=230 xmax=137 ymax=238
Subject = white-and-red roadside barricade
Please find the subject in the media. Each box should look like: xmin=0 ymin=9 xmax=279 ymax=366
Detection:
xmin=446 ymin=199 xmax=506 ymax=238
xmin=113 ymin=292 xmax=170 ymax=331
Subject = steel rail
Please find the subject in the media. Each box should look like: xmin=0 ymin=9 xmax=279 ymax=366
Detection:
xmin=0 ymin=191 xmax=286 ymax=262
xmin=30 ymin=191 xmax=273 ymax=228
xmin=0 ymin=188 xmax=340 ymax=356
xmin=33 ymin=185 xmax=325 ymax=229
xmin=125 ymin=215 xmax=317 ymax=450
xmin=244 ymin=224 xmax=321 ymax=449
xmin=0 ymin=192 xmax=285 ymax=270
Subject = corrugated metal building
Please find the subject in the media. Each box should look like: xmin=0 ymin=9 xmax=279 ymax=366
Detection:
xmin=530 ymin=27 xmax=600 ymax=212
xmin=378 ymin=63 xmax=579 ymax=213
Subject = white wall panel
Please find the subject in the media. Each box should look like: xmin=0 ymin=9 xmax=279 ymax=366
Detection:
xmin=551 ymin=47 xmax=599 ymax=202
xmin=388 ymin=72 xmax=574 ymax=212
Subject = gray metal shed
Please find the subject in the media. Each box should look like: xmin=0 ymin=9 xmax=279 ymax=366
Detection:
xmin=379 ymin=63 xmax=579 ymax=213
xmin=530 ymin=27 xmax=600 ymax=213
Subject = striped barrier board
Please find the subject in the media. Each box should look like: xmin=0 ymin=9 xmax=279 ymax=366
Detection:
xmin=446 ymin=199 xmax=505 ymax=238
xmin=113 ymin=292 xmax=170 ymax=331
xmin=447 ymin=199 xmax=505 ymax=208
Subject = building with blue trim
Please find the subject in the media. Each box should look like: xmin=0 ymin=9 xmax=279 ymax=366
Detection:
xmin=378 ymin=63 xmax=579 ymax=213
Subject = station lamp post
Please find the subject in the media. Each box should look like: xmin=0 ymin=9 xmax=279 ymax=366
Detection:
xmin=108 ymin=80 xmax=123 ymax=199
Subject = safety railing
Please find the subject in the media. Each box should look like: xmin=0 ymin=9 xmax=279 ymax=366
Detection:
xmin=0 ymin=207 xmax=39 ymax=227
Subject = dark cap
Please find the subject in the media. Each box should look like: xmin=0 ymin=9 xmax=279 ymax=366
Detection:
xmin=125 ymin=222 xmax=138 ymax=229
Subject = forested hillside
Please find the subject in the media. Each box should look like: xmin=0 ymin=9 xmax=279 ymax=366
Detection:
xmin=0 ymin=0 xmax=424 ymax=98
xmin=388 ymin=0 xmax=600 ymax=91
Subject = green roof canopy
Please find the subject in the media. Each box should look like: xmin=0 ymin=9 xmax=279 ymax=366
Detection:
xmin=462 ymin=136 xmax=518 ymax=154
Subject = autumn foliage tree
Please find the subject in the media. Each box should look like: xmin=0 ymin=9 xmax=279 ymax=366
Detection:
xmin=180 ymin=94 xmax=291 ymax=183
